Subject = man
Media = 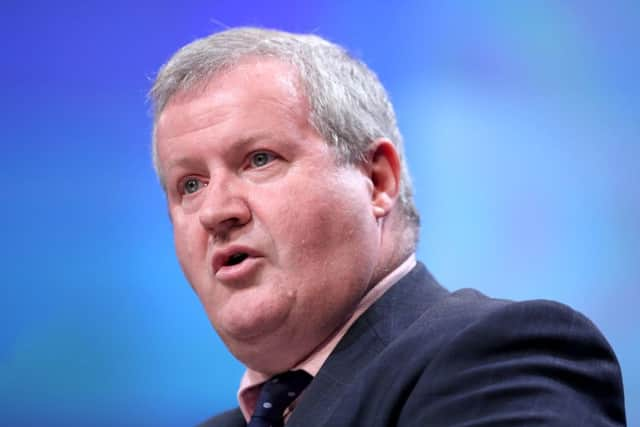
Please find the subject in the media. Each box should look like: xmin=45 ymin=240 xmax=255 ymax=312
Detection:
xmin=149 ymin=28 xmax=626 ymax=426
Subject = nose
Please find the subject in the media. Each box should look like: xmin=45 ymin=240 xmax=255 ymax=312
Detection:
xmin=198 ymin=179 xmax=251 ymax=239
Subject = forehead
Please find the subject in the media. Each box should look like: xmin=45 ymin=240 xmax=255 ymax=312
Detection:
xmin=156 ymin=58 xmax=306 ymax=137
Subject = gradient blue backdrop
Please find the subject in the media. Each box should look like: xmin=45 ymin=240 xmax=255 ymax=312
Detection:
xmin=2 ymin=1 xmax=638 ymax=426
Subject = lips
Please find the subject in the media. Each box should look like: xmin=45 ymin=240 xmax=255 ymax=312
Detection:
xmin=212 ymin=246 xmax=261 ymax=276
xmin=226 ymin=252 xmax=249 ymax=266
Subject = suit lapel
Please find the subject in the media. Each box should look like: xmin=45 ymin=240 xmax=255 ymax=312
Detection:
xmin=287 ymin=263 xmax=449 ymax=427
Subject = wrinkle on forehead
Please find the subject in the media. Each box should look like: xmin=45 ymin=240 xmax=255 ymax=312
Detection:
xmin=169 ymin=56 xmax=304 ymax=114
xmin=232 ymin=57 xmax=301 ymax=97
xmin=157 ymin=57 xmax=308 ymax=141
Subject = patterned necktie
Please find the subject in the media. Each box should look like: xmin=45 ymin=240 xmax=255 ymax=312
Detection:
xmin=247 ymin=370 xmax=313 ymax=427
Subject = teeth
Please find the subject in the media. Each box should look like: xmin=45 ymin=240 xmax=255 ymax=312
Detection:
xmin=225 ymin=252 xmax=248 ymax=266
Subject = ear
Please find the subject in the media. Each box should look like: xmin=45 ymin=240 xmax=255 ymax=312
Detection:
xmin=365 ymin=138 xmax=401 ymax=218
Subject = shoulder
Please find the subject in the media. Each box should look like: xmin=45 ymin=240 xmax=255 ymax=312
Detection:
xmin=419 ymin=289 xmax=611 ymax=347
xmin=396 ymin=294 xmax=627 ymax=426
xmin=420 ymin=293 xmax=618 ymax=367
xmin=390 ymin=280 xmax=617 ymax=361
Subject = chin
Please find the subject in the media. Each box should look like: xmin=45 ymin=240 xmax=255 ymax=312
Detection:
xmin=218 ymin=313 xmax=312 ymax=374
xmin=213 ymin=302 xmax=290 ymax=344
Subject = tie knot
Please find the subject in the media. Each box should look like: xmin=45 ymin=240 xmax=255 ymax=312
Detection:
xmin=249 ymin=370 xmax=313 ymax=427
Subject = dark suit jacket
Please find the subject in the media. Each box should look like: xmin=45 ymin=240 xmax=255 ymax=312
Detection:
xmin=200 ymin=262 xmax=626 ymax=426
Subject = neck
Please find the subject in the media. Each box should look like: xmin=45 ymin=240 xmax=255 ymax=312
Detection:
xmin=370 ymin=212 xmax=415 ymax=290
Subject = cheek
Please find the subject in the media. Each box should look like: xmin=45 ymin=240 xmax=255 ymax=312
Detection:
xmin=171 ymin=213 xmax=208 ymax=284
xmin=274 ymin=178 xmax=376 ymax=269
xmin=275 ymin=188 xmax=379 ymax=332
xmin=171 ymin=214 xmax=190 ymax=256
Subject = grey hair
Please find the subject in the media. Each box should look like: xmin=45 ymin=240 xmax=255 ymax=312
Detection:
xmin=149 ymin=27 xmax=419 ymax=243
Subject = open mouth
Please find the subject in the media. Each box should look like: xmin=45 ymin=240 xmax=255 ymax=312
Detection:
xmin=213 ymin=248 xmax=259 ymax=277
xmin=224 ymin=252 xmax=249 ymax=267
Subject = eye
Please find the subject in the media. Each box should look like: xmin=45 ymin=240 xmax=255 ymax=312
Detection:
xmin=181 ymin=177 xmax=206 ymax=195
xmin=249 ymin=151 xmax=275 ymax=168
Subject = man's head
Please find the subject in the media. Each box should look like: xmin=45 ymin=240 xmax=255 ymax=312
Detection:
xmin=150 ymin=28 xmax=420 ymax=373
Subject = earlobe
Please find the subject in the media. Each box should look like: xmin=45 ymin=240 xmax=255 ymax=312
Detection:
xmin=367 ymin=139 xmax=401 ymax=219
xmin=372 ymin=198 xmax=391 ymax=217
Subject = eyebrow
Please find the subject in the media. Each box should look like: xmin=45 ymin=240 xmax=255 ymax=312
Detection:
xmin=166 ymin=132 xmax=279 ymax=171
xmin=166 ymin=156 xmax=203 ymax=172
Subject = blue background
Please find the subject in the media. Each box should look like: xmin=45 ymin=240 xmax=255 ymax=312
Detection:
xmin=2 ymin=1 xmax=638 ymax=425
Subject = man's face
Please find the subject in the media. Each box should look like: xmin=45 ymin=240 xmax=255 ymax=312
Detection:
xmin=155 ymin=59 xmax=384 ymax=374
